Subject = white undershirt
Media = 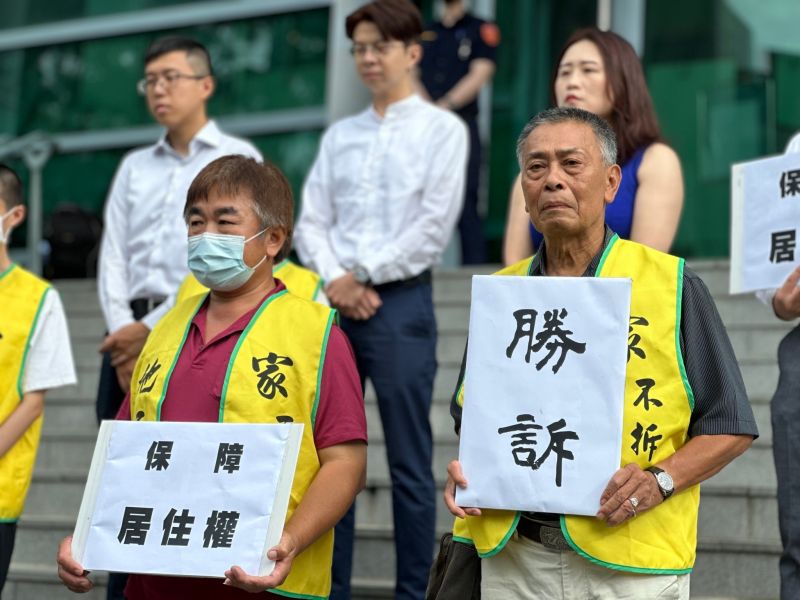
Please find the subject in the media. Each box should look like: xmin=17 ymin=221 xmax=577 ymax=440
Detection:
xmin=23 ymin=288 xmax=78 ymax=393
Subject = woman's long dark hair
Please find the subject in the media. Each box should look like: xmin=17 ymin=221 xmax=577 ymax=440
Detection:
xmin=551 ymin=28 xmax=662 ymax=164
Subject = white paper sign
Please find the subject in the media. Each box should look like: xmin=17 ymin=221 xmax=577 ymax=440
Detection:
xmin=456 ymin=276 xmax=631 ymax=515
xmin=72 ymin=421 xmax=303 ymax=577
xmin=730 ymin=153 xmax=800 ymax=294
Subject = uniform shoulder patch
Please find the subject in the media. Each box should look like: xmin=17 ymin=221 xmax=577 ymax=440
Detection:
xmin=480 ymin=22 xmax=501 ymax=47
xmin=421 ymin=30 xmax=437 ymax=42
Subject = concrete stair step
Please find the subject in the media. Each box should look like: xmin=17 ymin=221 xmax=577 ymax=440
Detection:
xmin=24 ymin=469 xmax=87 ymax=518
xmin=41 ymin=399 xmax=98 ymax=435
xmin=35 ymin=432 xmax=95 ymax=472
xmin=13 ymin=517 xmax=75 ymax=566
xmin=4 ymin=562 xmax=107 ymax=600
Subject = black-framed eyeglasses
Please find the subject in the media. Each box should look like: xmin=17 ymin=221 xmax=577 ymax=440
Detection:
xmin=349 ymin=41 xmax=405 ymax=58
xmin=136 ymin=70 xmax=208 ymax=95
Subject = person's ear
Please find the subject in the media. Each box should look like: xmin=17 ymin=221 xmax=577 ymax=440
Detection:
xmin=604 ymin=164 xmax=621 ymax=205
xmin=263 ymin=228 xmax=287 ymax=261
xmin=407 ymin=42 xmax=422 ymax=69
xmin=6 ymin=204 xmax=26 ymax=228
xmin=200 ymin=76 xmax=215 ymax=101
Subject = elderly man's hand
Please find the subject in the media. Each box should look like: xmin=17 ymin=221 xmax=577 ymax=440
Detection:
xmin=56 ymin=535 xmax=94 ymax=593
xmin=223 ymin=531 xmax=297 ymax=592
xmin=773 ymin=265 xmax=800 ymax=321
xmin=443 ymin=460 xmax=482 ymax=519
xmin=596 ymin=463 xmax=663 ymax=526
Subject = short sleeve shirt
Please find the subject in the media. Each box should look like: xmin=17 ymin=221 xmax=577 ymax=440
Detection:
xmin=23 ymin=287 xmax=77 ymax=393
xmin=117 ymin=280 xmax=366 ymax=600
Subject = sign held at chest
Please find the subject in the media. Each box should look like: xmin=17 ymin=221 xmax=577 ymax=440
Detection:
xmin=72 ymin=421 xmax=303 ymax=577
xmin=457 ymin=275 xmax=630 ymax=515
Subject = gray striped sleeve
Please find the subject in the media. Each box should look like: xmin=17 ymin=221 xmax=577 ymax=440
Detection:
xmin=680 ymin=267 xmax=759 ymax=438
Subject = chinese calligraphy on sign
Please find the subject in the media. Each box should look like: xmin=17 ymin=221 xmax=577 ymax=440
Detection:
xmin=506 ymin=308 xmax=587 ymax=374
xmin=458 ymin=276 xmax=629 ymax=515
xmin=497 ymin=414 xmax=579 ymax=487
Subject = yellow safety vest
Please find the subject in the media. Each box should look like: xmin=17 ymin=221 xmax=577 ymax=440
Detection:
xmin=453 ymin=235 xmax=698 ymax=574
xmin=0 ymin=264 xmax=51 ymax=521
xmin=130 ymin=289 xmax=338 ymax=599
xmin=175 ymin=259 xmax=324 ymax=305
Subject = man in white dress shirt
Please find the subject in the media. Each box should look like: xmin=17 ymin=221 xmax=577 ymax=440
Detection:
xmin=294 ymin=1 xmax=468 ymax=598
xmin=759 ymin=130 xmax=800 ymax=600
xmin=95 ymin=37 xmax=260 ymax=600
xmin=96 ymin=36 xmax=261 ymax=415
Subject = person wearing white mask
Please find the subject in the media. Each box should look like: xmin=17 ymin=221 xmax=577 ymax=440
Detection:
xmin=57 ymin=155 xmax=367 ymax=600
xmin=0 ymin=164 xmax=77 ymax=594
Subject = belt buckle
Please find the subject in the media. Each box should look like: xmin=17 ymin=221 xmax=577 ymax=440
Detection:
xmin=539 ymin=525 xmax=572 ymax=551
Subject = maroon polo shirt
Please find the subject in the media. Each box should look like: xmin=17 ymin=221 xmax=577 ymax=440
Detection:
xmin=116 ymin=280 xmax=366 ymax=600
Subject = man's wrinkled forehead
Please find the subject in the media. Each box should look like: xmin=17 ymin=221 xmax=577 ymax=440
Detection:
xmin=524 ymin=121 xmax=600 ymax=159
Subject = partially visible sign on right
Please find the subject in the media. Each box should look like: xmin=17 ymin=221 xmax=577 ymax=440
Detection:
xmin=730 ymin=153 xmax=800 ymax=294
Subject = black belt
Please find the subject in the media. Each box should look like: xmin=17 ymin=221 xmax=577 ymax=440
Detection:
xmin=130 ymin=297 xmax=165 ymax=319
xmin=516 ymin=515 xmax=573 ymax=551
xmin=372 ymin=269 xmax=432 ymax=293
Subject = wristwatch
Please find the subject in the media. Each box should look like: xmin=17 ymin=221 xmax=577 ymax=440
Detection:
xmin=646 ymin=466 xmax=674 ymax=499
xmin=352 ymin=265 xmax=371 ymax=285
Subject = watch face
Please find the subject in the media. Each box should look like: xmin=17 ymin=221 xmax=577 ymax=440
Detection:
xmin=656 ymin=471 xmax=674 ymax=493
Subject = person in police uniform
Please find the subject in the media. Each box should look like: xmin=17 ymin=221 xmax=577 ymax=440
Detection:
xmin=418 ymin=0 xmax=500 ymax=265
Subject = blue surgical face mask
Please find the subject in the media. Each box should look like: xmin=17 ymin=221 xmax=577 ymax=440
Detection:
xmin=187 ymin=229 xmax=268 ymax=292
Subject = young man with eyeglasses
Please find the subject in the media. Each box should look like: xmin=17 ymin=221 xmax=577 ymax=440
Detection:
xmin=294 ymin=1 xmax=468 ymax=598
xmin=95 ymin=35 xmax=260 ymax=600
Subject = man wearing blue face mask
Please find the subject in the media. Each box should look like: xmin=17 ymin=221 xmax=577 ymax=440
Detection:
xmin=0 ymin=164 xmax=77 ymax=595
xmin=58 ymin=155 xmax=367 ymax=600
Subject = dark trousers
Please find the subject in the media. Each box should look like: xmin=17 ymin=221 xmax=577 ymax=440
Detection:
xmin=332 ymin=282 xmax=438 ymax=600
xmin=458 ymin=117 xmax=487 ymax=265
xmin=0 ymin=522 xmax=16 ymax=594
xmin=772 ymin=324 xmax=800 ymax=600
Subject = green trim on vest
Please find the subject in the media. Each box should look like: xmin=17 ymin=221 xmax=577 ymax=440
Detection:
xmin=560 ymin=515 xmax=692 ymax=575
xmin=311 ymin=309 xmax=336 ymax=427
xmin=273 ymin=259 xmax=289 ymax=275
xmin=452 ymin=535 xmax=473 ymax=545
xmin=478 ymin=512 xmax=521 ymax=558
xmin=312 ymin=278 xmax=324 ymax=303
xmin=525 ymin=255 xmax=536 ymax=276
xmin=595 ymin=233 xmax=619 ymax=275
xmin=219 ymin=289 xmax=289 ymax=421
xmin=156 ymin=294 xmax=207 ymax=421
xmin=0 ymin=262 xmax=15 ymax=282
xmin=675 ymin=259 xmax=695 ymax=411
xmin=270 ymin=588 xmax=327 ymax=600
xmin=16 ymin=287 xmax=50 ymax=399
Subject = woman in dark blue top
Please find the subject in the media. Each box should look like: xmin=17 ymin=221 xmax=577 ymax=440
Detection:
xmin=504 ymin=28 xmax=683 ymax=264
